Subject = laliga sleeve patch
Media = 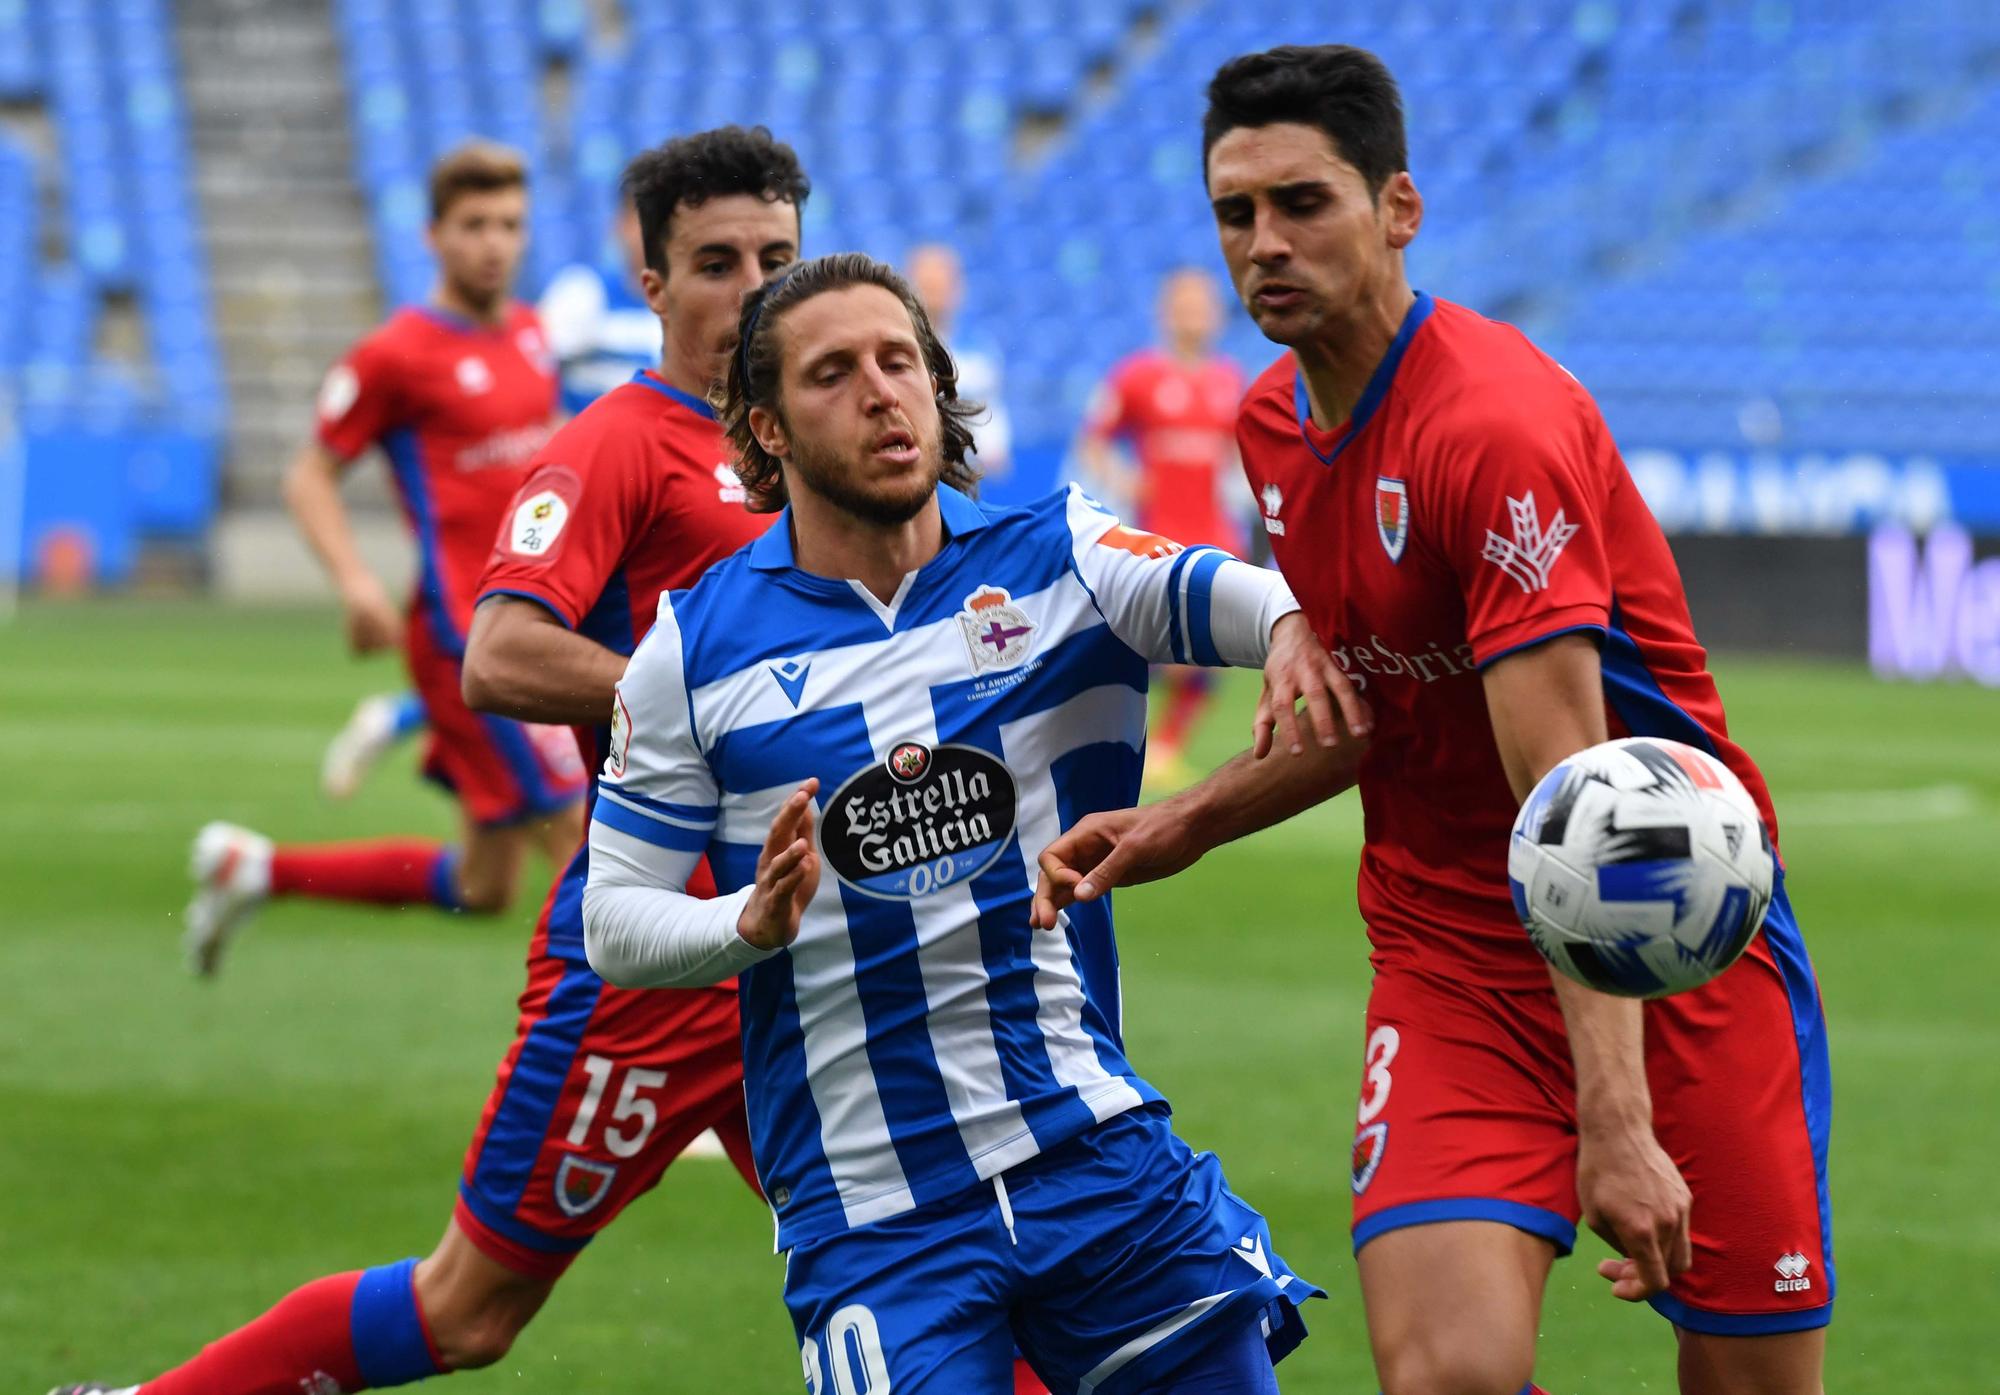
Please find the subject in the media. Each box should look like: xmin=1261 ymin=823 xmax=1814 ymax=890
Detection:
xmin=317 ymin=363 xmax=360 ymax=423
xmin=510 ymin=490 xmax=570 ymax=557
xmin=607 ymin=689 xmax=632 ymax=779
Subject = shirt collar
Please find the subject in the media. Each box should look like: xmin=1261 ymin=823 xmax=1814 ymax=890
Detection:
xmin=1293 ymin=289 xmax=1434 ymax=467
xmin=748 ymin=484 xmax=989 ymax=573
xmin=631 ymin=369 xmax=716 ymax=420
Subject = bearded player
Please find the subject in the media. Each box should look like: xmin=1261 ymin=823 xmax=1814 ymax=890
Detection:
xmin=1036 ymin=45 xmax=1831 ymax=1395
xmin=1078 ymin=267 xmax=1247 ymax=788
xmin=184 ymin=141 xmax=584 ymax=974
xmin=51 ymin=127 xmax=808 ymax=1395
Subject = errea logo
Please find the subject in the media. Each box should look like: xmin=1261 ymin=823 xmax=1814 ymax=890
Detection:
xmin=1773 ymin=1252 xmax=1811 ymax=1293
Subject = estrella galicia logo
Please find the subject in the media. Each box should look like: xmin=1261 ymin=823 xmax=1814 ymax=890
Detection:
xmin=820 ymin=742 xmax=1019 ymax=900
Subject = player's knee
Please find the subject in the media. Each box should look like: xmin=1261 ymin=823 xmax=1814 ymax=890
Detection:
xmin=1378 ymin=1339 xmax=1532 ymax=1395
xmin=428 ymin=1299 xmax=529 ymax=1371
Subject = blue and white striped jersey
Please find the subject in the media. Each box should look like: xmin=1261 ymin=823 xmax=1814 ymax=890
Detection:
xmin=584 ymin=484 xmax=1296 ymax=1249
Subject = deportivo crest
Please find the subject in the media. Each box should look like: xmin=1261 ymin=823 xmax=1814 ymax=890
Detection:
xmin=1482 ymin=491 xmax=1579 ymax=594
xmin=1375 ymin=477 xmax=1409 ymax=562
xmin=1351 ymin=1122 xmax=1388 ymax=1194
xmin=554 ymin=1155 xmax=618 ymax=1217
xmin=819 ymin=742 xmax=1020 ymax=900
xmin=957 ymin=587 xmax=1035 ymax=674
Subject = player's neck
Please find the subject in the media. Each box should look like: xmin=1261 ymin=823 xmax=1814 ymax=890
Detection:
xmin=1166 ymin=338 xmax=1209 ymax=366
xmin=431 ymin=281 xmax=508 ymax=327
xmin=788 ymin=489 xmax=944 ymax=605
xmin=652 ymin=354 xmax=713 ymax=404
xmin=1292 ymin=282 xmax=1416 ymax=430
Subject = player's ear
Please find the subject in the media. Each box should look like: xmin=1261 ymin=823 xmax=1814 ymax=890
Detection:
xmin=638 ymin=265 xmax=667 ymax=318
xmin=749 ymin=404 xmax=790 ymax=460
xmin=1381 ymin=172 xmax=1422 ymax=250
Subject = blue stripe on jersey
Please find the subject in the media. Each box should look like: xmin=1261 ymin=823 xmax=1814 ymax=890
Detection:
xmin=541 ymin=852 xmax=588 ymax=959
xmin=592 ymin=795 xmax=712 ymax=850
xmin=381 ymin=426 xmax=459 ymax=654
xmin=928 ymin=625 xmax=1147 ymax=738
xmin=1601 ymin=604 xmax=1834 ymax=1290
xmin=476 ymin=710 xmax=578 ymax=822
xmin=1164 ymin=546 xmax=1197 ymax=664
xmin=596 ymin=782 xmax=717 ymax=826
xmin=466 ymin=959 xmax=605 ymax=1206
xmin=1050 ymin=740 xmax=1147 ymax=1069
xmin=578 ymin=565 xmax=636 ymax=656
xmin=1182 ymin=549 xmax=1229 ymax=667
xmin=709 ymin=705 xmax=874 ymax=804
xmin=833 ymin=880 xmax=985 ymax=1199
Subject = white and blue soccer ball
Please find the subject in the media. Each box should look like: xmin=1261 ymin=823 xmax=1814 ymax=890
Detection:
xmin=1508 ymin=737 xmax=1775 ymax=998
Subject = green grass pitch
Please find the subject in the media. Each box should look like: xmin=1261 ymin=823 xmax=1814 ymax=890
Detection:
xmin=3 ymin=600 xmax=1995 ymax=1390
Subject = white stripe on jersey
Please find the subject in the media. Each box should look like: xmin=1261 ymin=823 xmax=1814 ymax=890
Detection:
xmin=1001 ymin=684 xmax=1150 ymax=1124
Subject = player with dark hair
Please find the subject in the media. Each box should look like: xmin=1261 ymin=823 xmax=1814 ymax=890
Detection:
xmin=1035 ymin=43 xmax=1831 ymax=1395
xmin=183 ymin=140 xmax=583 ymax=976
xmin=581 ymin=250 xmax=1339 ymax=1393
xmin=52 ymin=126 xmax=812 ymax=1395
xmin=1078 ymin=266 xmax=1247 ymax=789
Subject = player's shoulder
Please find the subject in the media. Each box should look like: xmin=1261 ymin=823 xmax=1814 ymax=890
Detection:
xmin=1239 ymin=352 xmax=1298 ymax=433
xmin=345 ymin=306 xmax=431 ymax=363
xmin=1407 ymin=297 xmax=1593 ymax=437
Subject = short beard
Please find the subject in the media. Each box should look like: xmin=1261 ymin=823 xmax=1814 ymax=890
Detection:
xmin=785 ymin=430 xmax=943 ymax=527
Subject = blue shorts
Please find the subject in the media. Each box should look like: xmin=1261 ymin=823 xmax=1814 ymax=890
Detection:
xmin=785 ymin=1103 xmax=1323 ymax=1395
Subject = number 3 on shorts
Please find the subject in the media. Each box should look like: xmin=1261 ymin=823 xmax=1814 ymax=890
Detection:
xmin=1357 ymin=1024 xmax=1400 ymax=1126
xmin=803 ymin=1304 xmax=891 ymax=1395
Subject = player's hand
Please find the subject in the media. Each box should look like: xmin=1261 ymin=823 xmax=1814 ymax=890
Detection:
xmin=738 ymin=780 xmax=821 ymax=952
xmin=1256 ymin=612 xmax=1371 ymax=758
xmin=1577 ymin=1124 xmax=1694 ymax=1301
xmin=340 ymin=574 xmax=402 ymax=655
xmin=1030 ymin=804 xmax=1203 ymax=929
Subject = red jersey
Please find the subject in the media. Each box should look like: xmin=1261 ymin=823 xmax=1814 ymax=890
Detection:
xmin=1237 ymin=293 xmax=1783 ymax=990
xmin=477 ymin=371 xmax=772 ymax=792
xmin=317 ymin=303 xmax=559 ymax=653
xmin=1085 ymin=349 xmax=1245 ymax=550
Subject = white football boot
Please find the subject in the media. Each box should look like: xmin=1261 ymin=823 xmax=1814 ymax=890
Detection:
xmin=320 ymin=693 xmax=402 ymax=801
xmin=183 ymin=822 xmax=274 ymax=978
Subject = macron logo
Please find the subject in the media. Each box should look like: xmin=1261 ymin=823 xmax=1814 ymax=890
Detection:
xmin=1232 ymin=1233 xmax=1272 ymax=1279
xmin=1482 ymin=491 xmax=1579 ymax=594
xmin=1773 ymin=1252 xmax=1811 ymax=1293
xmin=769 ymin=658 xmax=810 ymax=708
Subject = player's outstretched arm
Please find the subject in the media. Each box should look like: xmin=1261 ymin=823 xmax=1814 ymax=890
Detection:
xmin=462 ymin=595 xmax=632 ymax=725
xmin=1484 ymin=632 xmax=1692 ymax=1301
xmin=282 ymin=439 xmax=399 ymax=654
xmin=1031 ymin=722 xmax=1363 ymax=929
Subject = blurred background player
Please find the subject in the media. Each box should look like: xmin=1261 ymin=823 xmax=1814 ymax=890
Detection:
xmin=320 ymin=196 xmax=663 ymax=803
xmin=56 ymin=128 xmax=803 ymax=1395
xmin=907 ymin=241 xmax=1012 ymax=481
xmin=181 ymin=141 xmax=585 ymax=976
xmin=1077 ymin=266 xmax=1247 ymax=788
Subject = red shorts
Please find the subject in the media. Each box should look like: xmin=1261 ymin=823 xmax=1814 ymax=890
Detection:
xmin=454 ymin=926 xmax=758 ymax=1279
xmin=1347 ymin=880 xmax=1833 ymax=1335
xmin=405 ymin=617 xmax=587 ymax=827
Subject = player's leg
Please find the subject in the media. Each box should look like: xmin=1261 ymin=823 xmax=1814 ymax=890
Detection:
xmin=1676 ymin=1328 xmax=1825 ymax=1395
xmin=1344 ymin=969 xmax=1581 ymax=1395
xmin=1643 ymin=881 xmax=1832 ymax=1393
xmin=450 ymin=816 xmax=533 ymax=914
xmin=1357 ymin=1222 xmax=1552 ymax=1395
xmin=322 ymin=690 xmax=427 ymax=801
xmin=1010 ymin=1103 xmax=1324 ymax=1394
xmin=527 ymin=796 xmax=585 ymax=868
xmin=1144 ymin=665 xmax=1211 ymax=788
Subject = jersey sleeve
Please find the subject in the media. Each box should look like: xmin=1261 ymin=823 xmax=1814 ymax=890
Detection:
xmin=476 ymin=434 xmax=639 ymax=628
xmin=1432 ymin=389 xmax=1614 ymax=668
xmin=582 ymin=594 xmax=766 ymax=987
xmin=1061 ymin=484 xmax=1298 ymax=667
xmin=314 ymin=330 xmax=406 ymax=463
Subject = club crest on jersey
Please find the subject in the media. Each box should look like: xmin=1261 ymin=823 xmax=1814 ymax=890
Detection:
xmin=957 ymin=587 xmax=1035 ymax=674
xmin=820 ymin=742 xmax=1020 ymax=900
xmin=1376 ymin=478 xmax=1409 ymax=563
xmin=1351 ymin=1122 xmax=1388 ymax=1194
xmin=554 ymin=1155 xmax=617 ymax=1217
xmin=456 ymin=355 xmax=494 ymax=395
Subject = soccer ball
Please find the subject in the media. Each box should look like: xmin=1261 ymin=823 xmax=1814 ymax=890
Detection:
xmin=1508 ymin=737 xmax=1775 ymax=997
